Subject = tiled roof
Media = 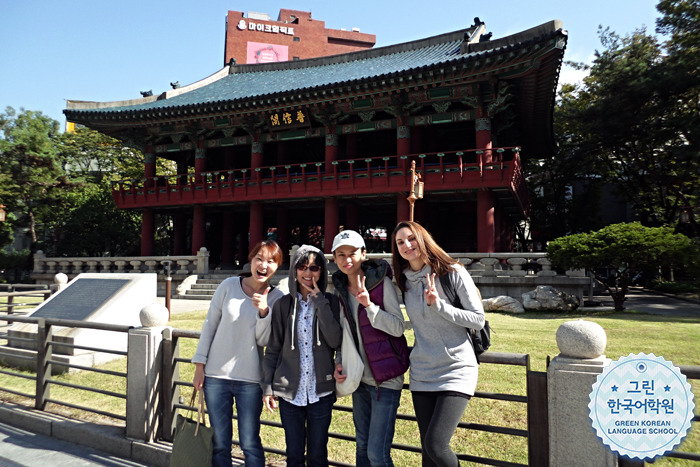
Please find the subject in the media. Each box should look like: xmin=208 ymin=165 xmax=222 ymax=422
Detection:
xmin=66 ymin=20 xmax=566 ymax=118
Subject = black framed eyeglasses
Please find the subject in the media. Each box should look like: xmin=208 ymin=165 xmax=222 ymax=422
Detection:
xmin=296 ymin=264 xmax=321 ymax=272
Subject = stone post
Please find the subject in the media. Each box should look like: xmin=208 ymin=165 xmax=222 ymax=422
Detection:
xmin=54 ymin=273 xmax=68 ymax=292
xmin=196 ymin=247 xmax=209 ymax=274
xmin=33 ymin=250 xmax=46 ymax=274
xmin=126 ymin=303 xmax=169 ymax=442
xmin=548 ymin=319 xmax=615 ymax=466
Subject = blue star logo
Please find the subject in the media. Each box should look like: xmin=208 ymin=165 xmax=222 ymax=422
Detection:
xmin=611 ymin=385 xmax=618 ymax=392
xmin=665 ymin=385 xmax=671 ymax=392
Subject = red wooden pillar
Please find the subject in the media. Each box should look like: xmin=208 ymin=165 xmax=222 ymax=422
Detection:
xmin=324 ymin=197 xmax=339 ymax=254
xmin=325 ymin=131 xmax=338 ymax=172
xmin=221 ymin=210 xmax=235 ymax=268
xmin=194 ymin=146 xmax=206 ymax=183
xmin=173 ymin=211 xmax=186 ymax=255
xmin=249 ymin=202 xmax=263 ymax=250
xmin=477 ymin=189 xmax=495 ymax=253
xmin=140 ymin=208 xmax=154 ymax=256
xmin=396 ymin=193 xmax=410 ymax=223
xmin=475 ymin=111 xmax=493 ymax=163
xmin=192 ymin=205 xmax=206 ymax=255
xmin=251 ymin=141 xmax=264 ymax=169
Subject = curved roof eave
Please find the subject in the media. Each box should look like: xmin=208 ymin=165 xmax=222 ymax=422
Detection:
xmin=65 ymin=20 xmax=566 ymax=123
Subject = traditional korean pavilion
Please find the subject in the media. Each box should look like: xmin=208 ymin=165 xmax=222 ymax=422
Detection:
xmin=65 ymin=19 xmax=567 ymax=267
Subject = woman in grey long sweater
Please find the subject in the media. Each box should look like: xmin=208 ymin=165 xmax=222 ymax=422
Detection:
xmin=391 ymin=221 xmax=485 ymax=467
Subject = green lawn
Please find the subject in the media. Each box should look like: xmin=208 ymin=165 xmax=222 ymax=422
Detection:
xmin=0 ymin=295 xmax=44 ymax=314
xmin=0 ymin=306 xmax=698 ymax=466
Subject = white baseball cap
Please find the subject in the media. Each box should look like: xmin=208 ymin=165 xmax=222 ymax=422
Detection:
xmin=331 ymin=230 xmax=365 ymax=252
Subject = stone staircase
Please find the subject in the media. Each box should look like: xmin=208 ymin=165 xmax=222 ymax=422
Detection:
xmin=178 ymin=271 xmax=290 ymax=300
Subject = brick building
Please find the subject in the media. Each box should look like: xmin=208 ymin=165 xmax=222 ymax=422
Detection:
xmin=224 ymin=9 xmax=375 ymax=65
xmin=65 ymin=19 xmax=567 ymax=267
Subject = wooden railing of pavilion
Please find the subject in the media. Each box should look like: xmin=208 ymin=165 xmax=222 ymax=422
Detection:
xmin=110 ymin=147 xmax=526 ymax=209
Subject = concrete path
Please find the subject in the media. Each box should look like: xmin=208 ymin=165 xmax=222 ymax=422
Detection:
xmin=156 ymin=296 xmax=212 ymax=315
xmin=0 ymin=421 xmax=149 ymax=467
xmin=587 ymin=287 xmax=700 ymax=317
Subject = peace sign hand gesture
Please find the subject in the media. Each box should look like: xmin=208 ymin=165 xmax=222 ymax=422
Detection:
xmin=425 ymin=273 xmax=439 ymax=306
xmin=253 ymin=287 xmax=271 ymax=317
xmin=299 ymin=276 xmax=322 ymax=299
xmin=354 ymin=275 xmax=371 ymax=307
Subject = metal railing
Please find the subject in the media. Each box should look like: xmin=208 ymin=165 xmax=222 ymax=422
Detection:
xmin=0 ymin=286 xmax=52 ymax=314
xmin=0 ymin=313 xmax=132 ymax=422
xmin=162 ymin=330 xmax=545 ymax=466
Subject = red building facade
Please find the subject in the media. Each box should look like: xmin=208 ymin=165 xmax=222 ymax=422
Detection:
xmin=224 ymin=9 xmax=376 ymax=65
xmin=65 ymin=20 xmax=567 ymax=268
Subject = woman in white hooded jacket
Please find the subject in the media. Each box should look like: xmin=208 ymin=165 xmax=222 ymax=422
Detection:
xmin=391 ymin=221 xmax=485 ymax=467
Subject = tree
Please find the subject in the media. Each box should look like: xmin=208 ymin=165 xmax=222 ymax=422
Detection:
xmin=532 ymin=4 xmax=700 ymax=239
xmin=526 ymin=80 xmax=610 ymax=241
xmin=655 ymin=0 xmax=700 ymax=236
xmin=52 ymin=127 xmax=176 ymax=256
xmin=53 ymin=184 xmax=141 ymax=257
xmin=547 ymin=222 xmax=698 ymax=311
xmin=0 ymin=107 xmax=66 ymax=248
xmin=0 ymin=114 xmax=162 ymax=256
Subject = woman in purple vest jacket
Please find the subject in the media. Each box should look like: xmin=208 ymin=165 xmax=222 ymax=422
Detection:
xmin=331 ymin=230 xmax=409 ymax=467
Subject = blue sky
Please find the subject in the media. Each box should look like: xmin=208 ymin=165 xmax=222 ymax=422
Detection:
xmin=1 ymin=0 xmax=661 ymax=128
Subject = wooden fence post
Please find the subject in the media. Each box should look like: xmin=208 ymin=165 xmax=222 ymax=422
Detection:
xmin=35 ymin=318 xmax=52 ymax=410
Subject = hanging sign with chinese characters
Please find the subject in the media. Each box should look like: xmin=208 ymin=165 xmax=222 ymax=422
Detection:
xmin=589 ymin=353 xmax=694 ymax=461
xmin=267 ymin=108 xmax=310 ymax=130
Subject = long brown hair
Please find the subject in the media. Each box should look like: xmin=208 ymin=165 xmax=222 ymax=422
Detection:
xmin=391 ymin=221 xmax=458 ymax=292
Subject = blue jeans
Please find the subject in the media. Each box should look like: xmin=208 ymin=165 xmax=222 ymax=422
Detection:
xmin=203 ymin=377 xmax=265 ymax=467
xmin=278 ymin=393 xmax=336 ymax=467
xmin=352 ymin=383 xmax=402 ymax=467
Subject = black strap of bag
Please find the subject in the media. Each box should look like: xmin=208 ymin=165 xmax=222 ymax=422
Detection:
xmin=438 ymin=273 xmax=491 ymax=364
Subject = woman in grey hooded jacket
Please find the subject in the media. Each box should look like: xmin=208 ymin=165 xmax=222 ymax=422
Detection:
xmin=392 ymin=221 xmax=485 ymax=467
xmin=262 ymin=244 xmax=342 ymax=467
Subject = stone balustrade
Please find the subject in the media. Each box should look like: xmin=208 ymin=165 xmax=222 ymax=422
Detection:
xmin=32 ymin=248 xmax=210 ymax=277
xmin=362 ymin=252 xmax=584 ymax=279
xmin=34 ymin=250 xmax=582 ymax=279
xmin=31 ymin=249 xmax=589 ymax=301
xmin=361 ymin=252 xmax=589 ymax=301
